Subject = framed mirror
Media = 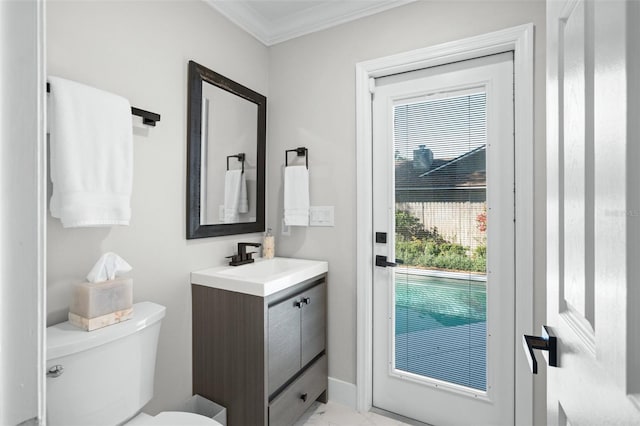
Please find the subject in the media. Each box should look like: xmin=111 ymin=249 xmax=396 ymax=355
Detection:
xmin=186 ymin=60 xmax=266 ymax=239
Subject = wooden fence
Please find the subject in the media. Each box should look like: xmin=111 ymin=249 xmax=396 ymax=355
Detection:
xmin=396 ymin=201 xmax=486 ymax=250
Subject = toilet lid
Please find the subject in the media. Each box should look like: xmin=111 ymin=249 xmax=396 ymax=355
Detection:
xmin=139 ymin=411 xmax=222 ymax=426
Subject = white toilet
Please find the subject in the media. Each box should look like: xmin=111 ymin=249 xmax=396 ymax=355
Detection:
xmin=46 ymin=301 xmax=221 ymax=426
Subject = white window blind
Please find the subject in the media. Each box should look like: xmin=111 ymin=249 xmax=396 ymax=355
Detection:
xmin=393 ymin=91 xmax=488 ymax=391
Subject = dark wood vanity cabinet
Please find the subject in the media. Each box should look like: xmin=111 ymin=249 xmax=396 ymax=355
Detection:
xmin=192 ymin=275 xmax=327 ymax=425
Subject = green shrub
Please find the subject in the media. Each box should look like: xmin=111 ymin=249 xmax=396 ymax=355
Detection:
xmin=395 ymin=209 xmax=486 ymax=273
xmin=395 ymin=210 xmax=446 ymax=243
xmin=474 ymin=243 xmax=486 ymax=258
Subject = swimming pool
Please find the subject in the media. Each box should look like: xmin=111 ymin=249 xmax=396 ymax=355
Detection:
xmin=394 ymin=272 xmax=487 ymax=391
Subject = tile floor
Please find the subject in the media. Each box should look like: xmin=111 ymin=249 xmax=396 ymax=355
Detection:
xmin=296 ymin=401 xmax=418 ymax=426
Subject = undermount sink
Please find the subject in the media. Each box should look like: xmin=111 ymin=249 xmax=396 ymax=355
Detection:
xmin=191 ymin=257 xmax=328 ymax=296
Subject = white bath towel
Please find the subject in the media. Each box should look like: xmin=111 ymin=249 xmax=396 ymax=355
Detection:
xmin=224 ymin=170 xmax=248 ymax=223
xmin=284 ymin=165 xmax=309 ymax=226
xmin=48 ymin=76 xmax=133 ymax=227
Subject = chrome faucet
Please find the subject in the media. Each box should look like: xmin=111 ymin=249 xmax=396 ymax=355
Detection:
xmin=227 ymin=242 xmax=262 ymax=266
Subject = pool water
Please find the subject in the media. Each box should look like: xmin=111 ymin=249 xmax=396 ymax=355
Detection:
xmin=395 ymin=272 xmax=487 ymax=391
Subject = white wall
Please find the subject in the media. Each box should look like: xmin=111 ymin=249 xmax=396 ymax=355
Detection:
xmin=0 ymin=0 xmax=45 ymax=424
xmin=46 ymin=0 xmax=268 ymax=413
xmin=266 ymin=1 xmax=547 ymax=422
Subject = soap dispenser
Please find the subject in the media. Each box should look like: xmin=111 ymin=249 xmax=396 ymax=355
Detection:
xmin=263 ymin=228 xmax=275 ymax=259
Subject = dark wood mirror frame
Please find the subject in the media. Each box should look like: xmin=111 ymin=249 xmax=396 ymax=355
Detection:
xmin=186 ymin=60 xmax=266 ymax=239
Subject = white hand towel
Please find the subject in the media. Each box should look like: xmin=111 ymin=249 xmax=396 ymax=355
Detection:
xmin=224 ymin=170 xmax=248 ymax=223
xmin=284 ymin=165 xmax=309 ymax=226
xmin=48 ymin=76 xmax=133 ymax=227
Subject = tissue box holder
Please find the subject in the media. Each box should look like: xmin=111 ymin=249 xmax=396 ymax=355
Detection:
xmin=69 ymin=278 xmax=133 ymax=331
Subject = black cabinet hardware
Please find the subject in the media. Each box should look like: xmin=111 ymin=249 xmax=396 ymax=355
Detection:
xmin=300 ymin=393 xmax=308 ymax=402
xmin=294 ymin=297 xmax=312 ymax=308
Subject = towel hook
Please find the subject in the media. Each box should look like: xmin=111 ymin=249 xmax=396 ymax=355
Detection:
xmin=226 ymin=153 xmax=245 ymax=173
xmin=285 ymin=147 xmax=308 ymax=169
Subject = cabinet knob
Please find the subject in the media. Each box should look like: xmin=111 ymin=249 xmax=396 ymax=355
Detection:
xmin=302 ymin=297 xmax=311 ymax=305
xmin=300 ymin=392 xmax=308 ymax=402
xmin=294 ymin=300 xmax=303 ymax=309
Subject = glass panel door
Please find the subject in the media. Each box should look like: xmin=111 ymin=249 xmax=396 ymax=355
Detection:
xmin=372 ymin=52 xmax=514 ymax=425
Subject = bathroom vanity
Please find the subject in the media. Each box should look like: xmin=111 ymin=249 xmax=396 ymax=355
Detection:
xmin=191 ymin=258 xmax=328 ymax=425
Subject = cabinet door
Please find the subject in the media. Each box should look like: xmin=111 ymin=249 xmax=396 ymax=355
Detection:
xmin=268 ymin=294 xmax=301 ymax=395
xmin=301 ymin=282 xmax=326 ymax=366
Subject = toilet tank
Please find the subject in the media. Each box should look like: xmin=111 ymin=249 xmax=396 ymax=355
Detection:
xmin=46 ymin=301 xmax=166 ymax=426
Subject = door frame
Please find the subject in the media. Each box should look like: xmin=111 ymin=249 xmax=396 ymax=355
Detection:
xmin=1 ymin=0 xmax=47 ymax=424
xmin=355 ymin=24 xmax=535 ymax=425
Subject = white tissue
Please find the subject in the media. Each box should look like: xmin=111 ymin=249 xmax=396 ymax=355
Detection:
xmin=86 ymin=252 xmax=132 ymax=283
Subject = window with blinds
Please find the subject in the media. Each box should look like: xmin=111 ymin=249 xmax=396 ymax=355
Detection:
xmin=393 ymin=91 xmax=488 ymax=391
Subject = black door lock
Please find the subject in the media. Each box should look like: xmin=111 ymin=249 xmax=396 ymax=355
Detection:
xmin=375 ymin=232 xmax=387 ymax=243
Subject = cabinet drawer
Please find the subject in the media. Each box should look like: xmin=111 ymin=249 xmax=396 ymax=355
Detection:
xmin=269 ymin=355 xmax=327 ymax=426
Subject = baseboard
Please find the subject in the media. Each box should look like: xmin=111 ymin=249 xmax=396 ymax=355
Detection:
xmin=327 ymin=377 xmax=357 ymax=409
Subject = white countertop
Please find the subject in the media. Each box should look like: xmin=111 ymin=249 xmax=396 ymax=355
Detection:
xmin=191 ymin=257 xmax=328 ymax=297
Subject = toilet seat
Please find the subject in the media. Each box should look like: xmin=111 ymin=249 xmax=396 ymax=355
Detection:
xmin=127 ymin=411 xmax=222 ymax=426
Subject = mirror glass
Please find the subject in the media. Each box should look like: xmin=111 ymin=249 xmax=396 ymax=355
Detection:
xmin=187 ymin=60 xmax=266 ymax=239
xmin=200 ymin=83 xmax=258 ymax=225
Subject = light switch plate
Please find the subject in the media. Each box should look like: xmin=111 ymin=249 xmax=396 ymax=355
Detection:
xmin=309 ymin=206 xmax=335 ymax=227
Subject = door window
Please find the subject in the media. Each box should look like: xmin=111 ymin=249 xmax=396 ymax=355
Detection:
xmin=394 ymin=91 xmax=488 ymax=391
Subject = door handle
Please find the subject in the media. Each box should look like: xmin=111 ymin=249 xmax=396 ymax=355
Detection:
xmin=375 ymin=255 xmax=403 ymax=268
xmin=522 ymin=325 xmax=558 ymax=374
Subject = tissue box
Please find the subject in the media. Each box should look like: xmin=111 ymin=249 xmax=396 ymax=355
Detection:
xmin=69 ymin=308 xmax=133 ymax=331
xmin=69 ymin=278 xmax=133 ymax=331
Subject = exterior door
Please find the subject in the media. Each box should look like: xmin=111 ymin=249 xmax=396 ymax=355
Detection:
xmin=372 ymin=53 xmax=514 ymax=425
xmin=546 ymin=0 xmax=640 ymax=423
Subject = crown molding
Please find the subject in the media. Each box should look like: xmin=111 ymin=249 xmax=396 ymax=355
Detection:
xmin=204 ymin=0 xmax=415 ymax=46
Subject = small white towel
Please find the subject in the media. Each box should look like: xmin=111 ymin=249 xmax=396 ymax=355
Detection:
xmin=48 ymin=76 xmax=133 ymax=227
xmin=224 ymin=170 xmax=248 ymax=223
xmin=284 ymin=165 xmax=309 ymax=226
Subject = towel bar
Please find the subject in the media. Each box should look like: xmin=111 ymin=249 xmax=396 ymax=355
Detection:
xmin=46 ymin=83 xmax=161 ymax=127
xmin=285 ymin=147 xmax=308 ymax=168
